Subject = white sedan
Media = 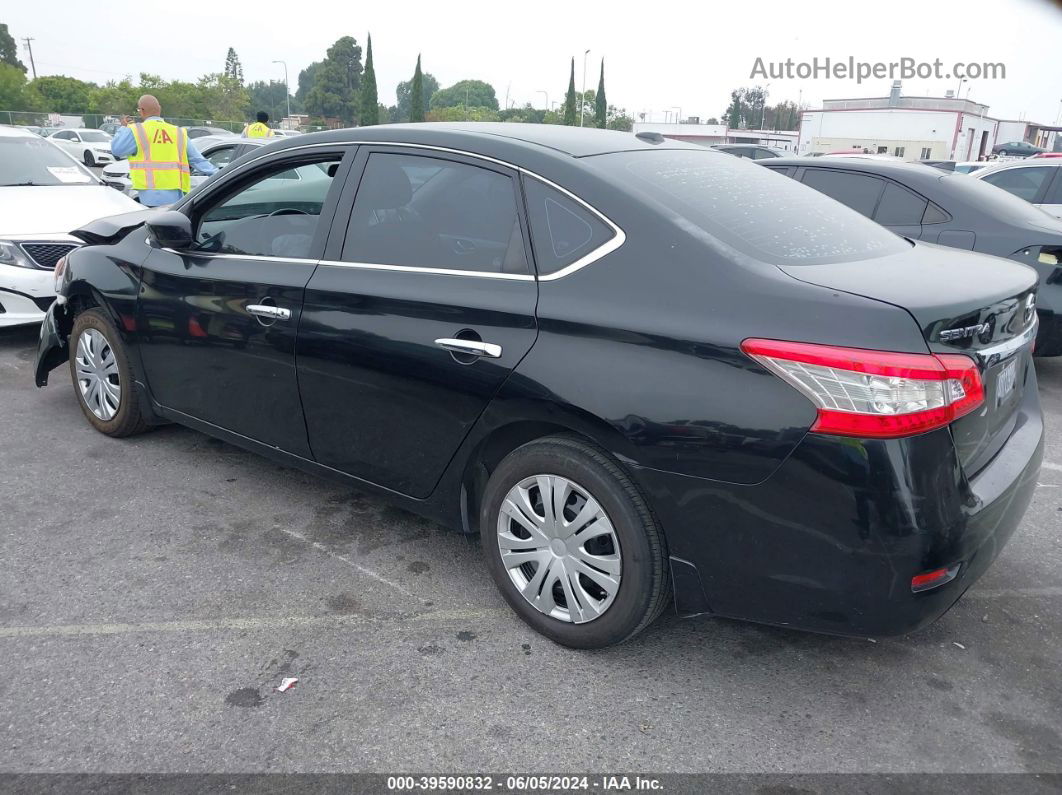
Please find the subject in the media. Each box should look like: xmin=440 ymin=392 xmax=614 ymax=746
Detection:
xmin=1 ymin=126 xmax=141 ymax=326
xmin=47 ymin=128 xmax=115 ymax=167
xmin=972 ymin=160 xmax=1062 ymax=218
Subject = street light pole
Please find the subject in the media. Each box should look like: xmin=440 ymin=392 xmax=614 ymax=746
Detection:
xmin=272 ymin=60 xmax=290 ymax=123
xmin=537 ymin=90 xmax=549 ymax=111
xmin=580 ymin=49 xmax=590 ymax=126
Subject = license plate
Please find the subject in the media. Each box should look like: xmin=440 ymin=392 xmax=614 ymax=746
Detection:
xmin=996 ymin=359 xmax=1017 ymax=406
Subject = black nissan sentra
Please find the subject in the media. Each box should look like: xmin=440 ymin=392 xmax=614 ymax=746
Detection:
xmin=34 ymin=124 xmax=1043 ymax=648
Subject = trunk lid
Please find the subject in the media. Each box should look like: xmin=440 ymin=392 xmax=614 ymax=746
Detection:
xmin=778 ymin=243 xmax=1039 ymax=476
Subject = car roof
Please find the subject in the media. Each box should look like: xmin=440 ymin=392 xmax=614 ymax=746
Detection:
xmin=256 ymin=122 xmax=704 ymax=160
xmin=972 ymin=159 xmax=1062 ymax=176
xmin=0 ymin=125 xmax=37 ymax=138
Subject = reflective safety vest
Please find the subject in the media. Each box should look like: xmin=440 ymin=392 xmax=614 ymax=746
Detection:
xmin=246 ymin=122 xmax=273 ymax=138
xmin=128 ymin=120 xmax=191 ymax=193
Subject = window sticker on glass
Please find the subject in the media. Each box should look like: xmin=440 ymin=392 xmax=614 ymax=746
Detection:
xmin=47 ymin=166 xmax=92 ymax=184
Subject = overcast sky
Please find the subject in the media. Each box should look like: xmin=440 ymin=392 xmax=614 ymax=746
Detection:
xmin=6 ymin=0 xmax=1062 ymax=123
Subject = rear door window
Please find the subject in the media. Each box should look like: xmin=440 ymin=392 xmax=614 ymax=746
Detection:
xmin=523 ymin=177 xmax=616 ymax=276
xmin=801 ymin=169 xmax=885 ymax=218
xmin=342 ymin=152 xmax=528 ymax=275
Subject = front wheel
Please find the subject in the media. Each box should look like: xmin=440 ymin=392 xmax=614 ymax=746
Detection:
xmin=83 ymin=150 xmax=95 ymax=167
xmin=69 ymin=309 xmax=149 ymax=437
xmin=480 ymin=435 xmax=670 ymax=648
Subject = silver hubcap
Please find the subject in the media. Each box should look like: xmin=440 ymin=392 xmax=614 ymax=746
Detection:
xmin=75 ymin=328 xmax=121 ymax=421
xmin=497 ymin=475 xmax=622 ymax=624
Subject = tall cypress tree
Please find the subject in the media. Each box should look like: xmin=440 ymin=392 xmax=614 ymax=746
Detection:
xmin=359 ymin=33 xmax=379 ymax=126
xmin=595 ymin=59 xmax=607 ymax=129
xmin=224 ymin=47 xmax=243 ymax=83
xmin=563 ymin=58 xmax=576 ymax=126
xmin=410 ymin=55 xmax=425 ymax=122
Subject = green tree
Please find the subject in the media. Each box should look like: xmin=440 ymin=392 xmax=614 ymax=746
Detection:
xmin=223 ymin=47 xmax=243 ymax=83
xmin=562 ymin=58 xmax=576 ymax=126
xmin=594 ymin=59 xmax=606 ymax=129
xmin=426 ymin=105 xmax=499 ymax=122
xmin=88 ymin=79 xmax=139 ymax=116
xmin=429 ymin=79 xmax=498 ymax=111
xmin=29 ymin=75 xmax=95 ymax=113
xmin=359 ymin=33 xmax=378 ymax=126
xmin=296 ymin=61 xmax=319 ymax=108
xmin=196 ymin=73 xmax=249 ymax=121
xmin=246 ymin=80 xmax=289 ymax=121
xmin=394 ymin=71 xmax=438 ymax=122
xmin=409 ymin=55 xmax=425 ymax=122
xmin=606 ymin=105 xmax=633 ymax=131
xmin=0 ymin=63 xmax=39 ymax=111
xmin=0 ymin=23 xmax=25 ymax=73
xmin=305 ymin=37 xmax=363 ymax=124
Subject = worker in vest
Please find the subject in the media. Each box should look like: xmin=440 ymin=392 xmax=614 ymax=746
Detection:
xmin=244 ymin=111 xmax=274 ymax=138
xmin=110 ymin=95 xmax=218 ymax=208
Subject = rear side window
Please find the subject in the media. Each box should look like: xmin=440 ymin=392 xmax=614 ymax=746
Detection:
xmin=801 ymin=169 xmax=884 ymax=217
xmin=523 ymin=178 xmax=615 ymax=276
xmin=343 ymin=153 xmax=528 ymax=275
xmin=591 ymin=149 xmax=907 ymax=266
xmin=874 ymin=182 xmax=928 ymax=226
xmin=980 ymin=167 xmax=1052 ymax=202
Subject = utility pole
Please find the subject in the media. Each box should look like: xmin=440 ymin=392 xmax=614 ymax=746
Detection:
xmin=22 ymin=38 xmax=37 ymax=79
xmin=580 ymin=49 xmax=590 ymax=126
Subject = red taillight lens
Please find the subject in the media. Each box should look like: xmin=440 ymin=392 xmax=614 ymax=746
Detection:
xmin=911 ymin=565 xmax=960 ymax=592
xmin=741 ymin=339 xmax=985 ymax=439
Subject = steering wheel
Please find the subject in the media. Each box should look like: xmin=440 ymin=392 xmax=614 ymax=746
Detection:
xmin=268 ymin=208 xmax=310 ymax=217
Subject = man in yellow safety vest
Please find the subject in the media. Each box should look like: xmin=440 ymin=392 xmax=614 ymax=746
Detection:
xmin=244 ymin=111 xmax=275 ymax=138
xmin=109 ymin=95 xmax=218 ymax=207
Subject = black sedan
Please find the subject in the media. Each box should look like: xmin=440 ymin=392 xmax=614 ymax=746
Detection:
xmin=765 ymin=156 xmax=1062 ymax=355
xmin=35 ymin=124 xmax=1043 ymax=648
xmin=992 ymin=140 xmax=1044 ymax=157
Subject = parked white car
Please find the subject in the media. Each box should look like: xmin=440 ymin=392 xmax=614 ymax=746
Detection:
xmin=47 ymin=128 xmax=115 ymax=167
xmin=0 ymin=126 xmax=141 ymax=326
xmin=101 ymin=136 xmax=268 ymax=200
xmin=971 ymin=160 xmax=1062 ymax=218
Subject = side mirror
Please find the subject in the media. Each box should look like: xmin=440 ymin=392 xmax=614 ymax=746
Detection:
xmin=146 ymin=210 xmax=193 ymax=249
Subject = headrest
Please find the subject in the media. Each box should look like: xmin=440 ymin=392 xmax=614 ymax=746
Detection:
xmin=365 ymin=158 xmax=412 ymax=210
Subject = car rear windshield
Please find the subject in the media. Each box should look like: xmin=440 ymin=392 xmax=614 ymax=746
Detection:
xmin=0 ymin=135 xmax=96 ymax=186
xmin=590 ymin=149 xmax=908 ymax=265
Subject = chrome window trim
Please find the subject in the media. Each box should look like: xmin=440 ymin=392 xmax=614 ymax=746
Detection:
xmin=187 ymin=139 xmax=626 ymax=281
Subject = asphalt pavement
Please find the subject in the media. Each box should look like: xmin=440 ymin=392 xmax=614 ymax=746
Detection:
xmin=1 ymin=323 xmax=1060 ymax=774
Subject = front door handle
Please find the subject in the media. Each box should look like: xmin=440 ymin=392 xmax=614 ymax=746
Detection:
xmin=247 ymin=304 xmax=292 ymax=321
xmin=435 ymin=338 xmax=502 ymax=359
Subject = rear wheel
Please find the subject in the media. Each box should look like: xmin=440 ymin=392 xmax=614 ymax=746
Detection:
xmin=83 ymin=150 xmax=95 ymax=167
xmin=480 ymin=435 xmax=670 ymax=648
xmin=69 ymin=309 xmax=149 ymax=437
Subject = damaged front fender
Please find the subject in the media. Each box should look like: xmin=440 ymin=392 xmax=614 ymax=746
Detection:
xmin=35 ymin=301 xmax=71 ymax=387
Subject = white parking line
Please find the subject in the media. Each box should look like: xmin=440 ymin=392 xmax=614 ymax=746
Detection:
xmin=0 ymin=608 xmax=513 ymax=640
xmin=274 ymin=526 xmax=422 ymax=602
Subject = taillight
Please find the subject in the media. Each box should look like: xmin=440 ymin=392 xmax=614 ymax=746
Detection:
xmin=741 ymin=339 xmax=985 ymax=439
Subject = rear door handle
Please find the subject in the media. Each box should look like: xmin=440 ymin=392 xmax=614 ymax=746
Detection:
xmin=247 ymin=304 xmax=291 ymax=321
xmin=434 ymin=338 xmax=502 ymax=359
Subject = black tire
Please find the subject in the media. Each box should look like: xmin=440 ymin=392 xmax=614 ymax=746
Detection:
xmin=83 ymin=150 xmax=95 ymax=167
xmin=479 ymin=435 xmax=670 ymax=649
xmin=69 ymin=308 xmax=149 ymax=437
xmin=998 ymin=150 xmax=1008 ymax=157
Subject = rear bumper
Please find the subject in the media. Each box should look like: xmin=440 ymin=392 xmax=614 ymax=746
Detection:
xmin=1034 ymin=308 xmax=1062 ymax=357
xmin=636 ymin=362 xmax=1043 ymax=637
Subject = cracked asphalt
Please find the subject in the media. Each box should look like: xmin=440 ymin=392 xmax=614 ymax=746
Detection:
xmin=1 ymin=323 xmax=1060 ymax=774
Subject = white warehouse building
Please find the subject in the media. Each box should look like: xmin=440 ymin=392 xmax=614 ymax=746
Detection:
xmin=798 ymin=82 xmax=999 ymax=161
